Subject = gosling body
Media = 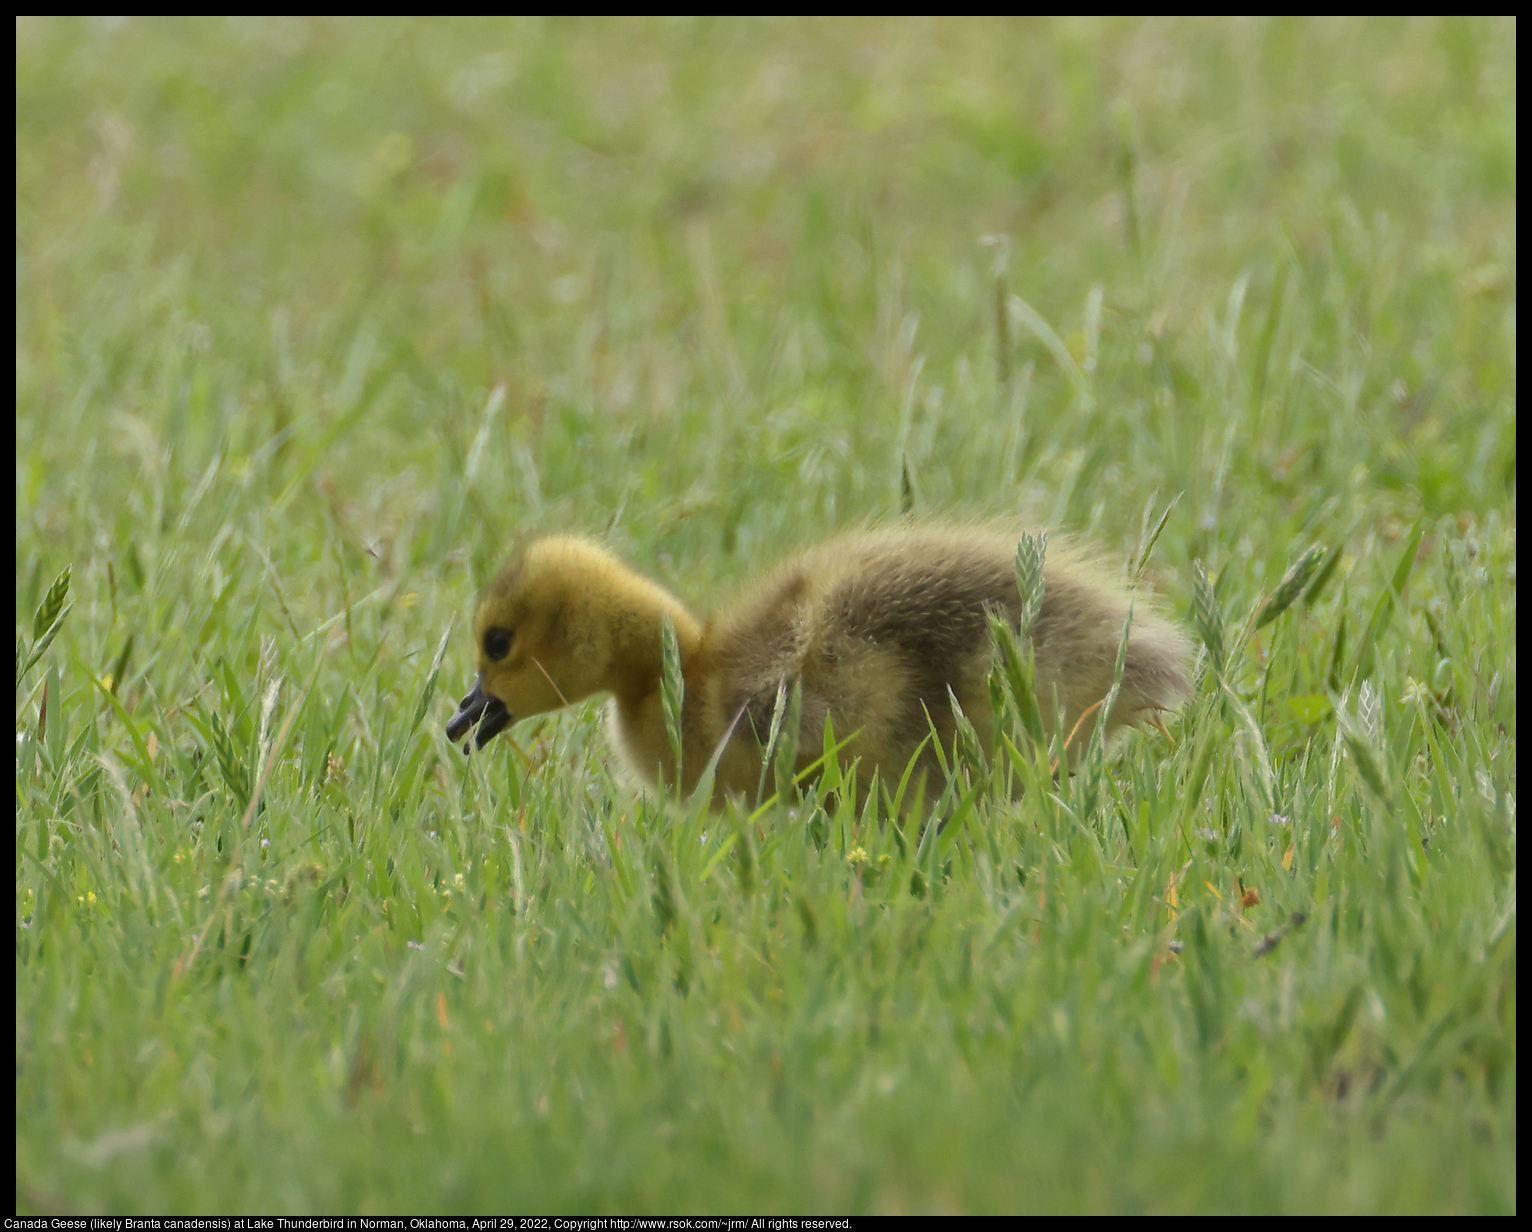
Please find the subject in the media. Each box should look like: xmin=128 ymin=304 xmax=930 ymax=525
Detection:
xmin=447 ymin=527 xmax=1194 ymax=805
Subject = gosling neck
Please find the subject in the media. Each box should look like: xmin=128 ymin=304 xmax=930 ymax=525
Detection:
xmin=599 ymin=565 xmax=704 ymax=707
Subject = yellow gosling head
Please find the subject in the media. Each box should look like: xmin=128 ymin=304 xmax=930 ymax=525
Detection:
xmin=446 ymin=536 xmax=694 ymax=751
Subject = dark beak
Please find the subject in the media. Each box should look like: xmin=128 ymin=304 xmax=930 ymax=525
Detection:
xmin=446 ymin=676 xmax=513 ymax=752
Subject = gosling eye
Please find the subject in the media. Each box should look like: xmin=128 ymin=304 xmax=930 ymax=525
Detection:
xmin=483 ymin=627 xmax=514 ymax=662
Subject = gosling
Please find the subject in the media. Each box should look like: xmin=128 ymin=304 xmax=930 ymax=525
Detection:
xmin=446 ymin=526 xmax=1193 ymax=806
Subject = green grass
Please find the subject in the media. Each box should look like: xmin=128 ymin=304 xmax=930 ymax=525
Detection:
xmin=16 ymin=16 xmax=1515 ymax=1214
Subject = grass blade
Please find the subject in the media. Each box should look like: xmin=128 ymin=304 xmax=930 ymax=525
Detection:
xmin=407 ymin=621 xmax=454 ymax=739
xmin=1014 ymin=530 xmax=1048 ymax=636
xmin=1131 ymin=492 xmax=1181 ymax=583
xmin=660 ymin=612 xmax=685 ymax=788
xmin=989 ymin=611 xmax=1045 ymax=747
xmin=1253 ymin=543 xmax=1325 ymax=631
xmin=19 ymin=565 xmax=72 ymax=686
xmin=1350 ymin=518 xmax=1425 ymax=682
xmin=1192 ymin=561 xmax=1226 ymax=680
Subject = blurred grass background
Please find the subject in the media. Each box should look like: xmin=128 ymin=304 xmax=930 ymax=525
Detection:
xmin=15 ymin=16 xmax=1515 ymax=1214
